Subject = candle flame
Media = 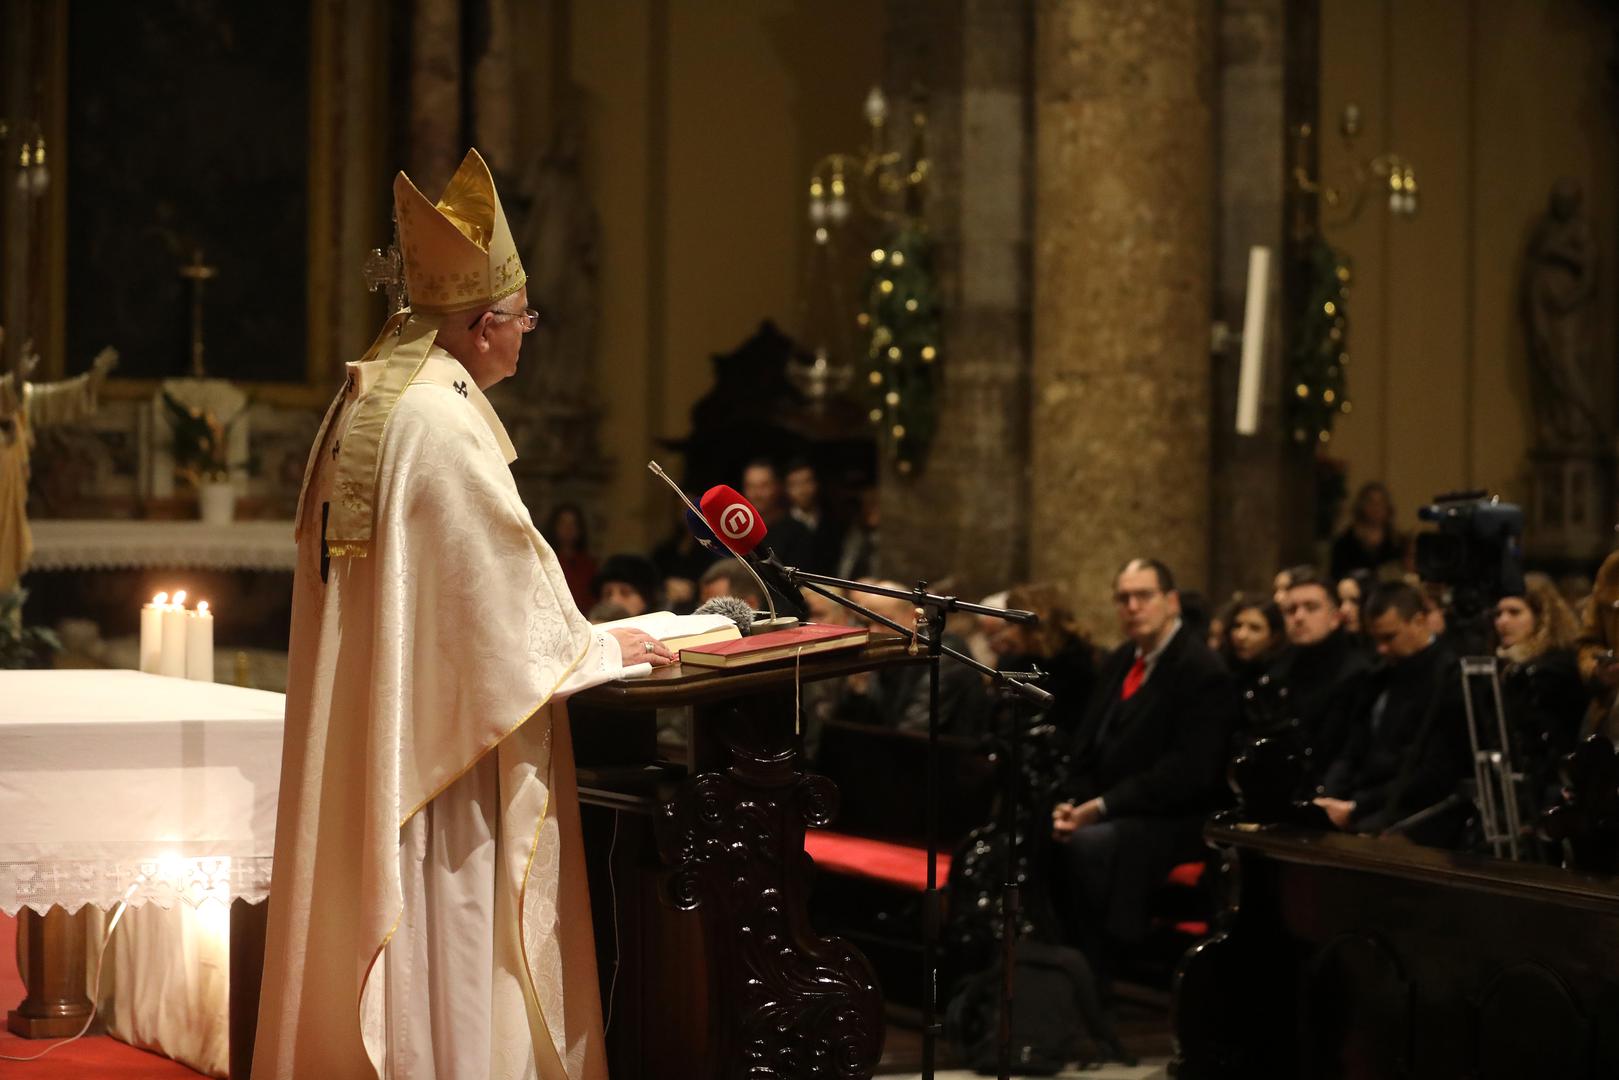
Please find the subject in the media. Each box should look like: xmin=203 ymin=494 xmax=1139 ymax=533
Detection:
xmin=153 ymin=592 xmax=169 ymax=606
xmin=197 ymin=601 xmax=210 ymax=616
xmin=173 ymin=590 xmax=187 ymax=607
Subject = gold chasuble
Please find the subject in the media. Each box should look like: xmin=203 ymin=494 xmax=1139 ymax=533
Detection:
xmin=253 ymin=150 xmax=611 ymax=1080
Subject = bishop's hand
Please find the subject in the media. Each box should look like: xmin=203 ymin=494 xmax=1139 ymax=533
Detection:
xmin=607 ymin=627 xmax=676 ymax=668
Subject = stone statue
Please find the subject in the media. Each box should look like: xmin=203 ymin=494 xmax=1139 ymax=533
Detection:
xmin=1523 ymin=178 xmax=1602 ymax=450
xmin=0 ymin=329 xmax=119 ymax=591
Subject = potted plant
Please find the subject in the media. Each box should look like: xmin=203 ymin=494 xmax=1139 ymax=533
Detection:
xmin=163 ymin=391 xmax=248 ymax=524
xmin=0 ymin=588 xmax=60 ymax=669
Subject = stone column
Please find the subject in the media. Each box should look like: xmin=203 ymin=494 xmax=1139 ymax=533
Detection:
xmin=1030 ymin=0 xmax=1216 ymax=633
xmin=878 ymin=0 xmax=1034 ymax=601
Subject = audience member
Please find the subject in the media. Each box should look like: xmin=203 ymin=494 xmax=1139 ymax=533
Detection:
xmin=1217 ymin=594 xmax=1283 ymax=696
xmin=1268 ymin=568 xmax=1372 ymax=777
xmin=591 ymin=553 xmax=659 ymax=618
xmin=650 ymin=505 xmax=717 ymax=615
xmin=989 ymin=583 xmax=1097 ymax=736
xmin=1047 ymin=558 xmax=1236 ymax=973
xmin=741 ymin=458 xmax=817 ymax=570
xmin=1316 ymin=581 xmax=1469 ymax=845
xmin=542 ymin=503 xmax=598 ymax=614
xmin=1178 ymin=589 xmax=1212 ymax=651
xmin=1575 ymin=545 xmax=1619 ymax=742
xmin=1329 ymin=481 xmax=1408 ymax=580
xmin=1495 ymin=573 xmax=1586 ymax=809
xmin=1272 ymin=567 xmax=1295 ymax=608
xmin=837 ymin=584 xmax=989 ymax=737
xmin=585 ymin=600 xmax=630 ymax=625
xmin=698 ymin=558 xmax=765 ymax=609
xmin=784 ymin=458 xmax=842 ymax=573
xmin=835 ymin=486 xmax=881 ymax=580
xmin=1336 ymin=569 xmax=1374 ymax=638
xmin=966 ymin=590 xmax=1011 ymax=668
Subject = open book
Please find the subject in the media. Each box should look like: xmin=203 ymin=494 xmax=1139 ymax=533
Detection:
xmin=595 ymin=610 xmax=743 ymax=652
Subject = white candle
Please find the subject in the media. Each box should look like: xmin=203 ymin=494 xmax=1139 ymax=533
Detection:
xmin=186 ymin=601 xmax=214 ymax=683
xmin=160 ymin=590 xmax=189 ymax=678
xmin=1235 ymin=245 xmax=1271 ymax=436
xmin=140 ymin=592 xmax=168 ymax=674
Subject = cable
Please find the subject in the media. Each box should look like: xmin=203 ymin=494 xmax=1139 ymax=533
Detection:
xmin=1 ymin=881 xmax=140 ymax=1063
xmin=603 ymin=809 xmax=622 ymax=1036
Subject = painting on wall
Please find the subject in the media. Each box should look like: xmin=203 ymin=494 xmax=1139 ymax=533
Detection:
xmin=63 ymin=1 xmax=312 ymax=385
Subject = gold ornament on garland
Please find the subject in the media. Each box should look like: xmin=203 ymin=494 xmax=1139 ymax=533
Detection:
xmin=1287 ymin=238 xmax=1353 ymax=444
xmin=859 ymin=224 xmax=940 ymax=472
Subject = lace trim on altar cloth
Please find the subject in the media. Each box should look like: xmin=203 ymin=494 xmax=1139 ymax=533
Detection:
xmin=24 ymin=520 xmax=297 ymax=572
xmin=0 ymin=856 xmax=273 ymax=915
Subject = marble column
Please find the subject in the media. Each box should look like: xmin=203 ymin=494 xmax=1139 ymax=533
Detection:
xmin=878 ymin=0 xmax=1034 ymax=602
xmin=1030 ymin=0 xmax=1216 ymax=633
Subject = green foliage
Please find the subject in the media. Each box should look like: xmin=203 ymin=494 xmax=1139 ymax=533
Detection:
xmin=1286 ymin=238 xmax=1353 ymax=446
xmin=859 ymin=224 xmax=941 ymax=476
xmin=0 ymin=589 xmax=61 ymax=670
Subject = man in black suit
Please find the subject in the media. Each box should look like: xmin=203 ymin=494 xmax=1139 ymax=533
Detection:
xmin=1048 ymin=558 xmax=1237 ymax=969
xmin=1267 ymin=566 xmax=1372 ymax=782
xmin=1314 ymin=581 xmax=1470 ymax=844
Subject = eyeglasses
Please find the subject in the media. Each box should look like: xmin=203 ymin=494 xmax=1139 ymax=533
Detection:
xmin=1112 ymin=588 xmax=1162 ymax=608
xmin=468 ymin=306 xmax=542 ymax=332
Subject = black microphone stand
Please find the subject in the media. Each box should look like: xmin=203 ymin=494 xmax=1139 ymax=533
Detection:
xmin=750 ymin=555 xmax=1050 ymax=1080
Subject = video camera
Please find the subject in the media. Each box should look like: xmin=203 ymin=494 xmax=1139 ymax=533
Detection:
xmin=1414 ymin=490 xmax=1524 ymax=615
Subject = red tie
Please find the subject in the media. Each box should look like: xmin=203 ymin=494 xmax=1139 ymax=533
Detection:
xmin=1121 ymin=655 xmax=1147 ymax=700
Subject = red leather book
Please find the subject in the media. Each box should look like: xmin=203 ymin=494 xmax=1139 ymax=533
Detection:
xmin=677 ymin=623 xmax=870 ymax=669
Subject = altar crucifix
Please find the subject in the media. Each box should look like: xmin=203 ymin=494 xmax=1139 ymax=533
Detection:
xmin=179 ymin=247 xmax=218 ymax=378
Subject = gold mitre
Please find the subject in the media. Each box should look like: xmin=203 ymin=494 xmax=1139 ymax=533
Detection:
xmin=393 ymin=148 xmax=526 ymax=315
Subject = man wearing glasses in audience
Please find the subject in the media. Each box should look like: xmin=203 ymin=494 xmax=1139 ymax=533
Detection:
xmin=1048 ymin=557 xmax=1236 ymax=979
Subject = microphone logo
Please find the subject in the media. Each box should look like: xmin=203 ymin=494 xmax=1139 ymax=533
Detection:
xmin=718 ymin=503 xmax=756 ymax=541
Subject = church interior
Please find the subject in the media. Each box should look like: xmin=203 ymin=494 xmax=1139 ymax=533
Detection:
xmin=5 ymin=1 xmax=1619 ymax=1078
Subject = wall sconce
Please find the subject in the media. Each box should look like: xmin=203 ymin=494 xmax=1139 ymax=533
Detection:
xmin=795 ymin=86 xmax=930 ymax=411
xmin=1 ymin=122 xmax=50 ymax=198
xmin=1291 ymin=103 xmax=1417 ymax=226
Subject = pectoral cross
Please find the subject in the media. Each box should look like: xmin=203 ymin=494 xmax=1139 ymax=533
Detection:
xmin=178 ymin=248 xmax=218 ymax=377
xmin=362 ymin=211 xmax=409 ymax=314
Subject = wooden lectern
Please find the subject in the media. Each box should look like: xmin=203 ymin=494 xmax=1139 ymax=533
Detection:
xmin=571 ymin=637 xmax=922 ymax=1080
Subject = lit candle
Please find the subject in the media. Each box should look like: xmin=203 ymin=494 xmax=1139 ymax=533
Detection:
xmin=140 ymin=592 xmax=168 ymax=674
xmin=186 ymin=600 xmax=214 ymax=683
xmin=160 ymin=590 xmax=189 ymax=678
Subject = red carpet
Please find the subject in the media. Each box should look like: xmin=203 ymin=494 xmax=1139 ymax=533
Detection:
xmin=0 ymin=911 xmax=207 ymax=1079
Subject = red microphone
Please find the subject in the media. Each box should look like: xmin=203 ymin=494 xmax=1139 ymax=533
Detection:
xmin=699 ymin=485 xmax=769 ymax=556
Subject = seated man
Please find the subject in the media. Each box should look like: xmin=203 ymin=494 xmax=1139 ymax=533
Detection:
xmin=698 ymin=557 xmax=766 ymax=608
xmin=1315 ymin=581 xmax=1470 ymax=845
xmin=836 ymin=586 xmax=990 ymax=737
xmin=1049 ymin=558 xmax=1236 ymax=972
xmin=1268 ymin=566 xmax=1372 ymax=781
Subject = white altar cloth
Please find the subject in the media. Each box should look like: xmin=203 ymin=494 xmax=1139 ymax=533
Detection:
xmin=1 ymin=670 xmax=285 ymax=1078
xmin=0 ymin=669 xmax=285 ymax=915
xmin=24 ymin=519 xmax=297 ymax=573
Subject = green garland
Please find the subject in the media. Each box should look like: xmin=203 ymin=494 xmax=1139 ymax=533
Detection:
xmin=1287 ymin=237 xmax=1354 ymax=445
xmin=859 ymin=224 xmax=941 ymax=475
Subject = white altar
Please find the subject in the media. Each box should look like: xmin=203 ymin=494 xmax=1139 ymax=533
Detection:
xmin=0 ymin=670 xmax=284 ymax=1077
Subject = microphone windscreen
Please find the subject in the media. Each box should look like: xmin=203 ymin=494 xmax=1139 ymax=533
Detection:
xmin=684 ymin=509 xmax=723 ymax=553
xmin=693 ymin=594 xmax=755 ymax=636
xmin=699 ymin=485 xmax=769 ymax=556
